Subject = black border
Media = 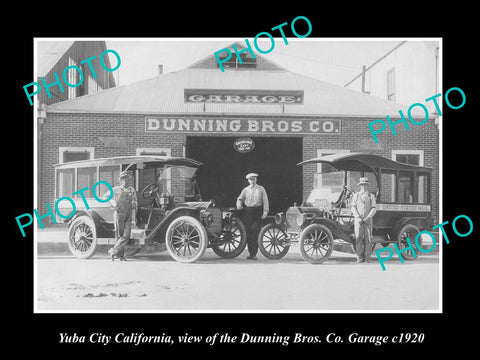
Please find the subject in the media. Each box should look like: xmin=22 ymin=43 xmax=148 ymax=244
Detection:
xmin=8 ymin=7 xmax=477 ymax=356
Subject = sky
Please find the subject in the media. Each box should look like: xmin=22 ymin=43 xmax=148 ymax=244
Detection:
xmin=103 ymin=38 xmax=405 ymax=88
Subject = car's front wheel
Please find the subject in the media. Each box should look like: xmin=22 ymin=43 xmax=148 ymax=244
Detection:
xmin=212 ymin=217 xmax=247 ymax=258
xmin=257 ymin=223 xmax=290 ymax=259
xmin=165 ymin=216 xmax=208 ymax=263
xmin=68 ymin=215 xmax=98 ymax=259
xmin=299 ymin=223 xmax=334 ymax=264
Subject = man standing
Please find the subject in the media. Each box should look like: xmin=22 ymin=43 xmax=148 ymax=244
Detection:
xmin=107 ymin=170 xmax=138 ymax=261
xmin=351 ymin=177 xmax=377 ymax=263
xmin=236 ymin=173 xmax=269 ymax=260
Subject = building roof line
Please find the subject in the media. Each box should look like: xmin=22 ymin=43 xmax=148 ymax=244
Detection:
xmin=343 ymin=41 xmax=407 ymax=87
xmin=44 ymin=109 xmax=434 ymax=120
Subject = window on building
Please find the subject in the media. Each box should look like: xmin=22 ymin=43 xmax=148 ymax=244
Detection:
xmin=60 ymin=147 xmax=94 ymax=163
xmin=216 ymin=51 xmax=257 ymax=69
xmin=395 ymin=153 xmax=420 ymax=166
xmin=76 ymin=62 xmax=87 ymax=97
xmin=387 ymin=68 xmax=395 ymax=101
xmin=392 ymin=150 xmax=426 ymax=203
xmin=88 ymin=74 xmax=97 ymax=94
xmin=67 ymin=57 xmax=79 ymax=99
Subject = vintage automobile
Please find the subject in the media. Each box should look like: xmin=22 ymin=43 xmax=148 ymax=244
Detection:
xmin=54 ymin=156 xmax=247 ymax=262
xmin=257 ymin=152 xmax=433 ymax=264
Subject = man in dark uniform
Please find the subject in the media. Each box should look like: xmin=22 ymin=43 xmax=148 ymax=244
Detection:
xmin=107 ymin=170 xmax=138 ymax=261
xmin=236 ymin=172 xmax=269 ymax=260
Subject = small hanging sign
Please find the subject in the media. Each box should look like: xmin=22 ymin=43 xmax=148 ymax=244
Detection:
xmin=233 ymin=137 xmax=255 ymax=153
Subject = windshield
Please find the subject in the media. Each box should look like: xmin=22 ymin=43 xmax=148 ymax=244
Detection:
xmin=306 ymin=163 xmax=345 ymax=207
xmin=158 ymin=165 xmax=198 ymax=197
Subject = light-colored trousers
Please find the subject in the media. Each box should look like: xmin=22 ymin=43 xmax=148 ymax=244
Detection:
xmin=354 ymin=219 xmax=373 ymax=261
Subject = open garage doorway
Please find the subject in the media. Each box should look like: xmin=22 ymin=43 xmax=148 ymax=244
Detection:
xmin=186 ymin=136 xmax=303 ymax=213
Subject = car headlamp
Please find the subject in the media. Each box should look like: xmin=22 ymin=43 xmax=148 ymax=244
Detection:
xmin=223 ymin=212 xmax=232 ymax=224
xmin=275 ymin=212 xmax=286 ymax=225
xmin=296 ymin=213 xmax=306 ymax=227
xmin=201 ymin=211 xmax=214 ymax=226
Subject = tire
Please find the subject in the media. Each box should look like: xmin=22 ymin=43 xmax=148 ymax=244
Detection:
xmin=299 ymin=223 xmax=334 ymax=264
xmin=68 ymin=216 xmax=97 ymax=259
xmin=396 ymin=223 xmax=421 ymax=260
xmin=212 ymin=217 xmax=247 ymax=258
xmin=257 ymin=223 xmax=290 ymax=260
xmin=165 ymin=216 xmax=208 ymax=263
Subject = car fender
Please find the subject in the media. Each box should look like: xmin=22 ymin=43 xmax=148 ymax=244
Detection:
xmin=391 ymin=216 xmax=431 ymax=238
xmin=69 ymin=209 xmax=113 ymax=238
xmin=311 ymin=217 xmax=352 ymax=243
xmin=147 ymin=206 xmax=202 ymax=241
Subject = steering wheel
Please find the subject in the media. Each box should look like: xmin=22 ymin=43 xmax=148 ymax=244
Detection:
xmin=142 ymin=183 xmax=159 ymax=199
xmin=341 ymin=185 xmax=354 ymax=202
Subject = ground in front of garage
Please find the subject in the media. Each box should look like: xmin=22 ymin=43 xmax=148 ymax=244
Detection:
xmin=35 ymin=227 xmax=440 ymax=312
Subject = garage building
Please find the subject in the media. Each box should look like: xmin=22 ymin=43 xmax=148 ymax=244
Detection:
xmin=38 ymin=43 xmax=439 ymax=224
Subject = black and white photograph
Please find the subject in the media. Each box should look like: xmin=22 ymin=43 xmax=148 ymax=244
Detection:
xmin=31 ymin=38 xmax=442 ymax=312
xmin=9 ymin=8 xmax=478 ymax=352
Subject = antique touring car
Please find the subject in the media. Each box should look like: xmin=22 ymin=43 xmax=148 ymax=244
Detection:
xmin=257 ymin=152 xmax=433 ymax=264
xmin=54 ymin=156 xmax=246 ymax=262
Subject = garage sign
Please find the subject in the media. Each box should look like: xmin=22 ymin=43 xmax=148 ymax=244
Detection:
xmin=233 ymin=137 xmax=255 ymax=153
xmin=184 ymin=89 xmax=304 ymax=104
xmin=145 ymin=117 xmax=341 ymax=135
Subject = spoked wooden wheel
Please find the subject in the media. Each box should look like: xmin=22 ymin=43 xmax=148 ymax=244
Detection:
xmin=396 ymin=223 xmax=421 ymax=260
xmin=68 ymin=216 xmax=98 ymax=259
xmin=257 ymin=223 xmax=290 ymax=260
xmin=212 ymin=217 xmax=247 ymax=258
xmin=165 ymin=216 xmax=208 ymax=263
xmin=299 ymin=223 xmax=334 ymax=264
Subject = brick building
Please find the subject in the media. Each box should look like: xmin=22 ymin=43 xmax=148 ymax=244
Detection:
xmin=38 ymin=43 xmax=439 ymax=225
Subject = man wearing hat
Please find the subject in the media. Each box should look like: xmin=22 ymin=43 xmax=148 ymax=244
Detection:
xmin=106 ymin=170 xmax=138 ymax=261
xmin=351 ymin=177 xmax=377 ymax=263
xmin=236 ymin=172 xmax=269 ymax=260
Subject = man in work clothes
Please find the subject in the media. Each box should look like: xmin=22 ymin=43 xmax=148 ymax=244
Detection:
xmin=107 ymin=170 xmax=138 ymax=261
xmin=351 ymin=177 xmax=377 ymax=263
xmin=236 ymin=173 xmax=269 ymax=260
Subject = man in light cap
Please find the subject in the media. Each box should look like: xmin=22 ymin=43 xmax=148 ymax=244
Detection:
xmin=106 ymin=170 xmax=138 ymax=261
xmin=236 ymin=172 xmax=269 ymax=260
xmin=351 ymin=177 xmax=376 ymax=263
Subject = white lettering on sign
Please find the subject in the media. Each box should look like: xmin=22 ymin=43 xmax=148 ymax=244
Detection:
xmin=184 ymin=90 xmax=304 ymax=104
xmin=376 ymin=203 xmax=431 ymax=212
xmin=145 ymin=117 xmax=341 ymax=135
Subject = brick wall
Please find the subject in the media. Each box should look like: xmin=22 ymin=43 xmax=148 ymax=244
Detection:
xmin=39 ymin=112 xmax=439 ymax=225
xmin=39 ymin=112 xmax=186 ymax=224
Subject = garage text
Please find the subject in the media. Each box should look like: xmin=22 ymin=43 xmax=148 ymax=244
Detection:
xmin=145 ymin=117 xmax=340 ymax=135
